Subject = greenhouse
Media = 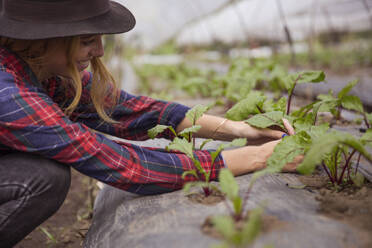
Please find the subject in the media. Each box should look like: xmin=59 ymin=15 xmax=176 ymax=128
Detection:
xmin=4 ymin=0 xmax=372 ymax=248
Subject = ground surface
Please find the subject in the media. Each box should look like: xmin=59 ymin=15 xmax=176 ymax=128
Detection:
xmin=299 ymin=173 xmax=372 ymax=248
xmin=15 ymin=170 xmax=96 ymax=248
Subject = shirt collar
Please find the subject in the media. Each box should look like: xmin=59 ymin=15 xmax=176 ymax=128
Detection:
xmin=0 ymin=44 xmax=42 ymax=88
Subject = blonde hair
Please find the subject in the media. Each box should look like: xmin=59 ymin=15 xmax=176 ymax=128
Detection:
xmin=0 ymin=36 xmax=119 ymax=123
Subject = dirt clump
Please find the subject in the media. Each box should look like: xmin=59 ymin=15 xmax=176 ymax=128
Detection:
xmin=187 ymin=189 xmax=225 ymax=205
xmin=299 ymin=174 xmax=372 ymax=248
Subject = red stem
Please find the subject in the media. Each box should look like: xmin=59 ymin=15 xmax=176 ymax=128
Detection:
xmin=363 ymin=112 xmax=371 ymax=129
xmin=338 ymin=149 xmax=357 ymax=185
xmin=322 ymin=162 xmax=335 ymax=185
xmin=223 ymin=198 xmax=235 ymax=218
xmin=256 ymin=104 xmax=264 ymax=114
xmin=203 ymin=186 xmax=211 ymax=197
xmin=286 ymin=74 xmax=302 ymax=115
xmin=334 ymin=148 xmax=339 ymax=182
xmin=240 ymin=185 xmax=253 ymax=220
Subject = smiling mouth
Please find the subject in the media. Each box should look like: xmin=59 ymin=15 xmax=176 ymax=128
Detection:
xmin=77 ymin=60 xmax=90 ymax=71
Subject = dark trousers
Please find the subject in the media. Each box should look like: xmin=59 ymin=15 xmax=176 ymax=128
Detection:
xmin=0 ymin=152 xmax=71 ymax=247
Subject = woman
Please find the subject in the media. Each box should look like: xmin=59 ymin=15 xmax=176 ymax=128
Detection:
xmin=0 ymin=0 xmax=298 ymax=246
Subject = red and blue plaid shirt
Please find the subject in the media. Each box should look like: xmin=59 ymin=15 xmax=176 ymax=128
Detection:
xmin=0 ymin=45 xmax=224 ymax=195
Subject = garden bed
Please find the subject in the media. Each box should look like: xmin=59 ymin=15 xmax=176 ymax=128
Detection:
xmin=84 ymin=168 xmax=371 ymax=248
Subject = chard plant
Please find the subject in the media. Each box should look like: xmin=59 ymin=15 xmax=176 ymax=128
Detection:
xmin=297 ymin=129 xmax=372 ymax=187
xmin=225 ymin=70 xmax=325 ymax=124
xmin=316 ymin=79 xmax=371 ymax=128
xmin=224 ymin=69 xmax=372 ymax=188
xmin=210 ymin=169 xmax=265 ymax=248
xmin=148 ymin=104 xmax=246 ymax=197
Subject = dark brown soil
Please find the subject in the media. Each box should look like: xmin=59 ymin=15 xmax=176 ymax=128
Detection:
xmin=298 ymin=174 xmax=372 ymax=248
xmin=187 ymin=189 xmax=225 ymax=205
xmin=201 ymin=213 xmax=286 ymax=240
xmin=15 ymin=170 xmax=98 ymax=248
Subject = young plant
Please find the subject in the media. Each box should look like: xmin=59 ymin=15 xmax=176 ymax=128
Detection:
xmin=148 ymin=104 xmax=246 ymax=197
xmin=210 ymin=169 xmax=265 ymax=248
xmin=297 ymin=129 xmax=372 ymax=187
xmin=283 ymin=70 xmax=325 ymax=115
xmin=225 ymin=70 xmax=325 ymax=124
xmin=317 ymin=79 xmax=371 ymax=128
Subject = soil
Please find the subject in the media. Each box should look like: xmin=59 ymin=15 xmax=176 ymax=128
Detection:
xmin=187 ymin=189 xmax=225 ymax=205
xmin=201 ymin=213 xmax=286 ymax=240
xmin=298 ymin=174 xmax=372 ymax=248
xmin=15 ymin=170 xmax=98 ymax=248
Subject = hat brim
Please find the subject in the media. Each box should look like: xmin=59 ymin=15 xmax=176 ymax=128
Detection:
xmin=0 ymin=1 xmax=135 ymax=40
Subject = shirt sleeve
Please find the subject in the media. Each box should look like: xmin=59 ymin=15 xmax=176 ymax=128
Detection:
xmin=51 ymin=71 xmax=190 ymax=141
xmin=0 ymin=71 xmax=224 ymax=195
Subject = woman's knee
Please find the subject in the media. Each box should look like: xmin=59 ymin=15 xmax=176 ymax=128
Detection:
xmin=0 ymin=153 xmax=71 ymax=246
xmin=0 ymin=152 xmax=71 ymax=207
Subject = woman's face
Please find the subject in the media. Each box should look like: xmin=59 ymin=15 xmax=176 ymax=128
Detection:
xmin=46 ymin=35 xmax=104 ymax=78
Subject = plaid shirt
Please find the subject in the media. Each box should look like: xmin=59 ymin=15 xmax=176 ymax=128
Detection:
xmin=0 ymin=45 xmax=224 ymax=195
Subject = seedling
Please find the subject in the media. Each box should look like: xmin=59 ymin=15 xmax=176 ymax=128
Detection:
xmin=317 ymin=79 xmax=371 ymax=128
xmin=148 ymin=104 xmax=246 ymax=197
xmin=209 ymin=169 xmax=265 ymax=248
xmin=40 ymin=227 xmax=58 ymax=246
xmin=225 ymin=70 xmax=325 ymax=123
xmin=297 ymin=129 xmax=372 ymax=187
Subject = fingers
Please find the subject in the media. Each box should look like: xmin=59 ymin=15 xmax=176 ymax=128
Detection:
xmin=282 ymin=118 xmax=295 ymax=135
xmin=282 ymin=154 xmax=304 ymax=172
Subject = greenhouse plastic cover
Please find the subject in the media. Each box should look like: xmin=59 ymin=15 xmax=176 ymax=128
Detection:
xmin=118 ymin=0 xmax=372 ymax=49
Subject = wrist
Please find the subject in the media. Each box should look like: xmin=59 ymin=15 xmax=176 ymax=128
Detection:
xmin=228 ymin=120 xmax=247 ymax=138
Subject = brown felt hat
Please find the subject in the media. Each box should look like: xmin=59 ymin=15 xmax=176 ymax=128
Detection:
xmin=0 ymin=0 xmax=136 ymax=40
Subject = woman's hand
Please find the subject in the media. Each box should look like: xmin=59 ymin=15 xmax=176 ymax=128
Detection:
xmin=236 ymin=118 xmax=295 ymax=145
xmin=222 ymin=118 xmax=301 ymax=175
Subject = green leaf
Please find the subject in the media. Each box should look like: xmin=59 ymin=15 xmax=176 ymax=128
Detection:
xmin=307 ymin=123 xmax=330 ymax=140
xmin=323 ymin=146 xmax=342 ymax=177
xmin=230 ymin=138 xmax=248 ymax=147
xmin=182 ymin=181 xmax=209 ymax=194
xmin=337 ymin=79 xmax=358 ymax=99
xmin=273 ymin=97 xmax=287 ymax=113
xmin=298 ymin=131 xmax=372 ymax=175
xmin=241 ymin=207 xmax=263 ymax=244
xmin=225 ymin=91 xmax=266 ymax=121
xmin=361 ymin=129 xmax=372 ymax=149
xmin=199 ymin=139 xmax=213 ymax=150
xmin=233 ymin=197 xmax=243 ymax=216
xmin=297 ymin=70 xmax=326 ymax=83
xmin=291 ymin=101 xmax=316 ymax=118
xmin=178 ymin=125 xmax=202 ymax=139
xmin=167 ymin=137 xmax=194 ymax=159
xmin=186 ymin=104 xmax=209 ymax=124
xmin=341 ymin=95 xmax=364 ymax=113
xmin=211 ymin=215 xmax=236 ymax=240
xmin=40 ymin=227 xmax=57 ymax=244
xmin=245 ymin=111 xmax=284 ymax=129
xmin=182 ymin=170 xmax=199 ymax=180
xmin=264 ymin=133 xmax=309 ymax=173
xmin=315 ymin=97 xmax=339 ymax=113
xmin=351 ymin=172 xmax=365 ymax=187
xmin=219 ymin=168 xmax=239 ymax=201
xmin=207 ymin=138 xmax=247 ymax=182
xmin=366 ymin=113 xmax=372 ymax=126
xmin=148 ymin=125 xmax=170 ymax=139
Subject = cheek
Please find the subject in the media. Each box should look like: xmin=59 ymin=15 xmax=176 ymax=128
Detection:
xmin=47 ymin=56 xmax=69 ymax=76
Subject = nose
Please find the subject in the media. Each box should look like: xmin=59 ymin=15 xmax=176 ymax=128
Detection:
xmin=91 ymin=36 xmax=104 ymax=58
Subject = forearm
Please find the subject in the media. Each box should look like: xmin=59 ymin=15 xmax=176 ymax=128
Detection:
xmin=176 ymin=114 xmax=284 ymax=144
